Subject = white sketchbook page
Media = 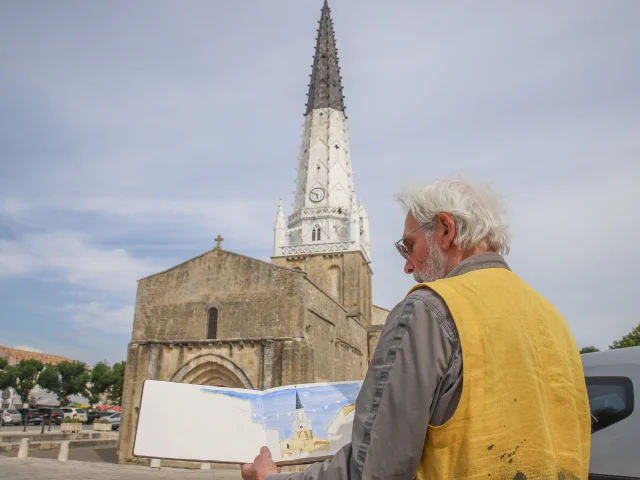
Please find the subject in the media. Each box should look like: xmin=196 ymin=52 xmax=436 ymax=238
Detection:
xmin=134 ymin=380 xmax=273 ymax=464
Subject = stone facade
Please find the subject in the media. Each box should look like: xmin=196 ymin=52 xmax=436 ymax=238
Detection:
xmin=117 ymin=2 xmax=392 ymax=465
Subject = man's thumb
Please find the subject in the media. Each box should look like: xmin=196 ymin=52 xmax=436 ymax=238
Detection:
xmin=260 ymin=446 xmax=272 ymax=456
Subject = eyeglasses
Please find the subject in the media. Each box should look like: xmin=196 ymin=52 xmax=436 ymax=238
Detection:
xmin=394 ymin=222 xmax=432 ymax=260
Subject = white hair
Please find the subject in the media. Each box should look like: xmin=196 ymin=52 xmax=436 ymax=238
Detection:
xmin=395 ymin=177 xmax=511 ymax=256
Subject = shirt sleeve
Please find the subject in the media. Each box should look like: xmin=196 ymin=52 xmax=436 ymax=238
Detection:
xmin=267 ymin=292 xmax=458 ymax=480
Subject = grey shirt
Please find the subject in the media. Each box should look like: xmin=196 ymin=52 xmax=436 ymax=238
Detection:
xmin=267 ymin=253 xmax=510 ymax=480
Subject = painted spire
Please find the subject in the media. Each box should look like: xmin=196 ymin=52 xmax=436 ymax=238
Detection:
xmin=305 ymin=0 xmax=345 ymax=114
xmin=295 ymin=389 xmax=304 ymax=410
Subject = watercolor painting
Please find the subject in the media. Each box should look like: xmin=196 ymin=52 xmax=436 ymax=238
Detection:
xmin=204 ymin=381 xmax=362 ymax=461
xmin=262 ymin=382 xmax=361 ymax=460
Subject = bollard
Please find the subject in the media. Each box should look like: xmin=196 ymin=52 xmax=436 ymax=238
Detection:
xmin=200 ymin=463 xmax=211 ymax=470
xmin=58 ymin=441 xmax=70 ymax=462
xmin=150 ymin=458 xmax=162 ymax=469
xmin=17 ymin=438 xmax=29 ymax=459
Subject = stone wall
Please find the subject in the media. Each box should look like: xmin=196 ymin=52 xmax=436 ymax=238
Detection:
xmin=371 ymin=304 xmax=391 ymax=326
xmin=132 ymin=249 xmax=308 ymax=342
xmin=271 ymin=250 xmax=372 ymax=327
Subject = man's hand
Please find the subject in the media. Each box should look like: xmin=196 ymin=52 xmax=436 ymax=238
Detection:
xmin=241 ymin=446 xmax=281 ymax=480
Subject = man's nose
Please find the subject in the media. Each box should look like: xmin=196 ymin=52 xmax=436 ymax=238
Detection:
xmin=404 ymin=258 xmax=414 ymax=275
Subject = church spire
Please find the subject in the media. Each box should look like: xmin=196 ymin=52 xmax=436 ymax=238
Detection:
xmin=295 ymin=389 xmax=303 ymax=410
xmin=305 ymin=0 xmax=345 ymax=114
xmin=271 ymin=1 xmax=370 ymax=263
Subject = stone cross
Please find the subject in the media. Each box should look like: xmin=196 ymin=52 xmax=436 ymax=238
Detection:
xmin=214 ymin=235 xmax=224 ymax=250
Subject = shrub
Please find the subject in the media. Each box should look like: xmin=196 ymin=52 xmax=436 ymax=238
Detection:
xmin=62 ymin=417 xmax=82 ymax=423
xmin=96 ymin=418 xmax=111 ymax=424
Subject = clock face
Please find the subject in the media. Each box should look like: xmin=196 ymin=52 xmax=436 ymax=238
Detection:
xmin=309 ymin=187 xmax=326 ymax=203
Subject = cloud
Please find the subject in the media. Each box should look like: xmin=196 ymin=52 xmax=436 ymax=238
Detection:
xmin=63 ymin=302 xmax=135 ymax=334
xmin=0 ymin=230 xmax=162 ymax=295
xmin=1 ymin=198 xmax=29 ymax=220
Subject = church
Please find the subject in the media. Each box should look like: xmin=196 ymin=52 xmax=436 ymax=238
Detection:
xmin=118 ymin=1 xmax=389 ymax=464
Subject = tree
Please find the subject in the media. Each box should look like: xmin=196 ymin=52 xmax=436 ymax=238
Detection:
xmin=580 ymin=346 xmax=600 ymax=354
xmin=0 ymin=357 xmax=16 ymax=392
xmin=86 ymin=361 xmax=115 ymax=408
xmin=12 ymin=359 xmax=44 ymax=431
xmin=12 ymin=359 xmax=43 ymax=406
xmin=37 ymin=361 xmax=90 ymax=407
xmin=107 ymin=361 xmax=126 ymax=406
xmin=610 ymin=322 xmax=640 ymax=350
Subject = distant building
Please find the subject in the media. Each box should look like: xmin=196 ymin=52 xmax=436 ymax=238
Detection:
xmin=118 ymin=2 xmax=390 ymax=464
xmin=0 ymin=345 xmax=72 ymax=367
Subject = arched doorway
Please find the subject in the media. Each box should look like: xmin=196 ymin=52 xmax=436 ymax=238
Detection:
xmin=170 ymin=353 xmax=254 ymax=389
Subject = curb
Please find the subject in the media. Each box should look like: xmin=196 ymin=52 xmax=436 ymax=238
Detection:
xmin=0 ymin=438 xmax=118 ymax=453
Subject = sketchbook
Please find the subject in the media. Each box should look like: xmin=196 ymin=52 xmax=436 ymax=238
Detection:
xmin=133 ymin=379 xmax=362 ymax=465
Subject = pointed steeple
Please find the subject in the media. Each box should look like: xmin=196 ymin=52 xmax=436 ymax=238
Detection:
xmin=271 ymin=1 xmax=371 ymax=265
xmin=295 ymin=389 xmax=304 ymax=410
xmin=305 ymin=1 xmax=345 ymax=114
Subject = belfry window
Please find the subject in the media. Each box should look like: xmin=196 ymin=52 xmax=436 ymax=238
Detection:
xmin=312 ymin=225 xmax=321 ymax=242
xmin=207 ymin=308 xmax=218 ymax=339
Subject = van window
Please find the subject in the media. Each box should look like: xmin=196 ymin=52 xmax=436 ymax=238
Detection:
xmin=586 ymin=376 xmax=634 ymax=433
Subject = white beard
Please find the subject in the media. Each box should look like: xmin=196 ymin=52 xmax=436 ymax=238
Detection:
xmin=413 ymin=236 xmax=448 ymax=283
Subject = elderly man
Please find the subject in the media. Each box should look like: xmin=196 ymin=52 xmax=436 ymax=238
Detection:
xmin=242 ymin=178 xmax=591 ymax=480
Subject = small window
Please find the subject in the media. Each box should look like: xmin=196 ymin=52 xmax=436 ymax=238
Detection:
xmin=207 ymin=308 xmax=218 ymax=339
xmin=586 ymin=376 xmax=634 ymax=433
xmin=312 ymin=225 xmax=321 ymax=242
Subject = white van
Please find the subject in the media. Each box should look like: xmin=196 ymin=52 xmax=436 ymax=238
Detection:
xmin=582 ymin=346 xmax=639 ymax=479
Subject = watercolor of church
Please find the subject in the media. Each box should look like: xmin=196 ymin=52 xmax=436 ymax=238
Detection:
xmin=279 ymin=390 xmax=331 ymax=458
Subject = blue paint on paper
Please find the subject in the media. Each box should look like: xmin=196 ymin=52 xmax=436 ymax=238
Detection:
xmin=199 ymin=382 xmax=361 ymax=441
xmin=262 ymin=382 xmax=361 ymax=440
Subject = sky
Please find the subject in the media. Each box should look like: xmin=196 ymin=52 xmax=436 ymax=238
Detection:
xmin=1 ymin=1 xmax=639 ymax=365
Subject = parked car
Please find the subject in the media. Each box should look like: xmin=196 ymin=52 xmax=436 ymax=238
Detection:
xmin=1 ymin=409 xmax=23 ymax=426
xmin=582 ymin=346 xmax=639 ymax=479
xmin=16 ymin=409 xmax=43 ymax=425
xmin=38 ymin=408 xmax=65 ymax=425
xmin=60 ymin=407 xmax=88 ymax=423
xmin=50 ymin=409 xmax=64 ymax=425
xmin=103 ymin=412 xmax=120 ymax=430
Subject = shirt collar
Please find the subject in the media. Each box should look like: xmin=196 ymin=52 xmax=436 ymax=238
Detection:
xmin=446 ymin=252 xmax=511 ymax=278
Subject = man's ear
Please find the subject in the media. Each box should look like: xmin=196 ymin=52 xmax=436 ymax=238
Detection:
xmin=439 ymin=213 xmax=455 ymax=250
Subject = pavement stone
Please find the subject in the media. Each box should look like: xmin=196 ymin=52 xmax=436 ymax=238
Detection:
xmin=0 ymin=456 xmax=242 ymax=479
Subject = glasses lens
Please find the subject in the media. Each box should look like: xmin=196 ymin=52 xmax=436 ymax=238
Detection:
xmin=395 ymin=242 xmax=408 ymax=260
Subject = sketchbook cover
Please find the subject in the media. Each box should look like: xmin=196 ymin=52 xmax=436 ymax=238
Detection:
xmin=133 ymin=379 xmax=362 ymax=465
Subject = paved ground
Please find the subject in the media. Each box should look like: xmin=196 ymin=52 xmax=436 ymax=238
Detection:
xmin=1 ymin=445 xmax=118 ymax=463
xmin=0 ymin=456 xmax=241 ymax=479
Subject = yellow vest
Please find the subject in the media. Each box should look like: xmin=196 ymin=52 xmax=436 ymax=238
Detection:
xmin=407 ymin=267 xmax=591 ymax=479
